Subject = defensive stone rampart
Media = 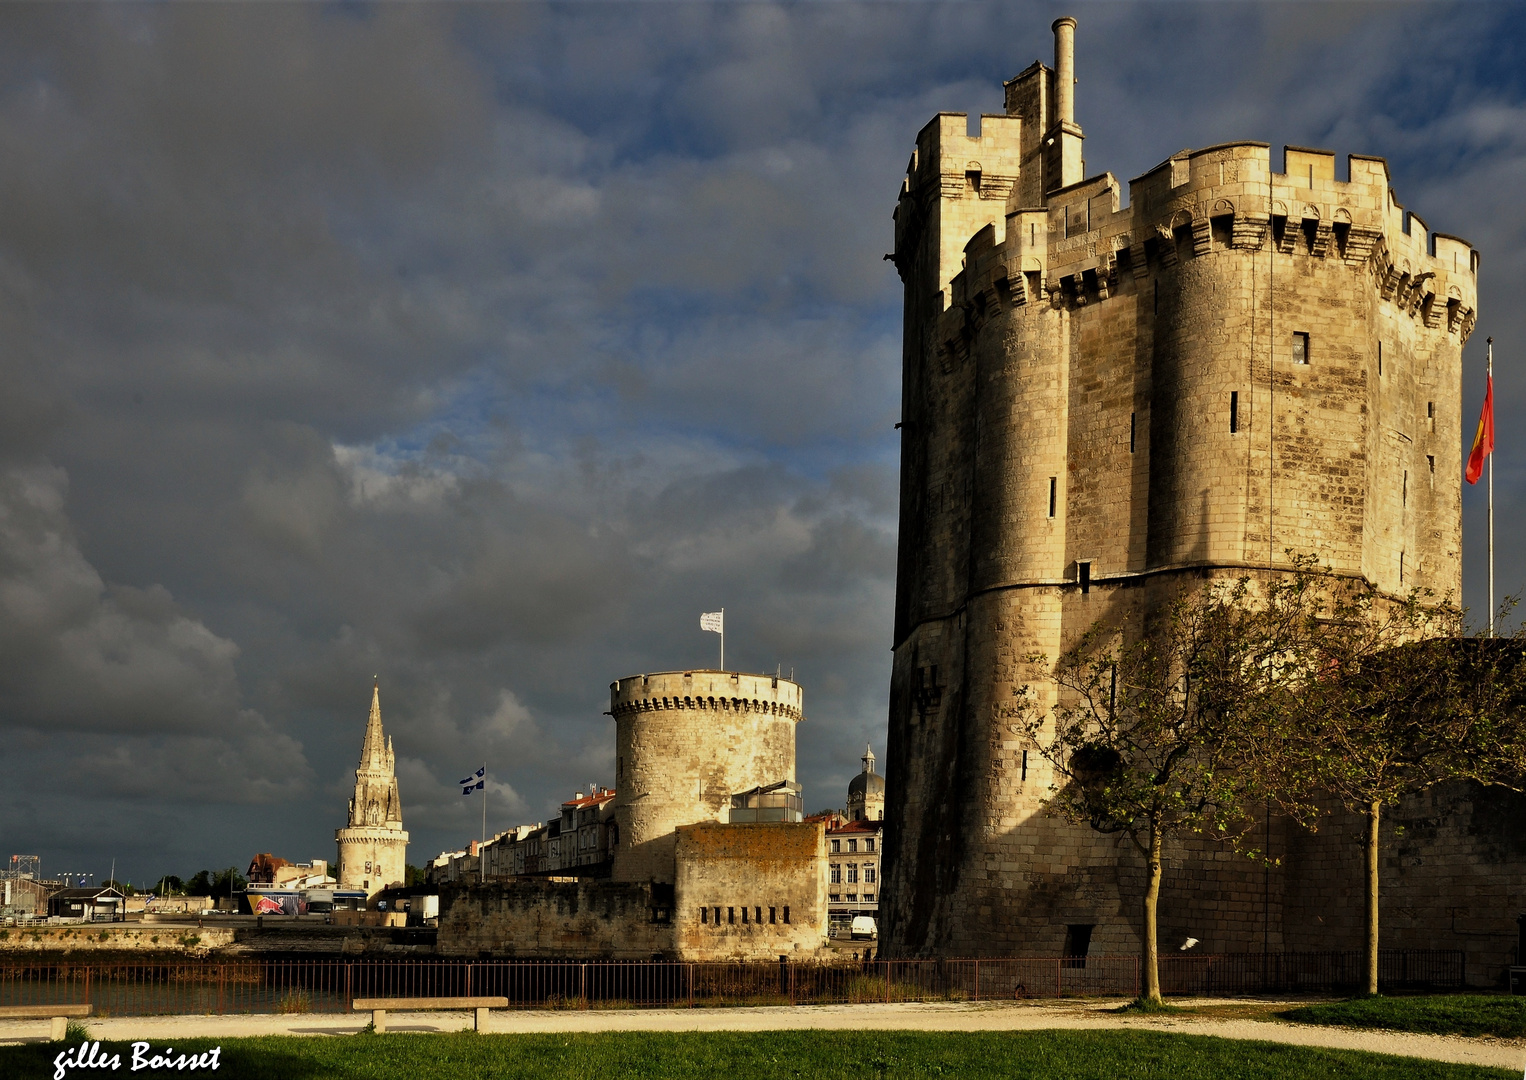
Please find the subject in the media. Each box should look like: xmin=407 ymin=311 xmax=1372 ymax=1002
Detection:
xmin=881 ymin=16 xmax=1507 ymax=982
xmin=608 ymin=671 xmax=803 ymax=884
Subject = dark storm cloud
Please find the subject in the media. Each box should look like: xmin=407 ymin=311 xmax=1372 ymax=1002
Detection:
xmin=0 ymin=2 xmax=1520 ymax=881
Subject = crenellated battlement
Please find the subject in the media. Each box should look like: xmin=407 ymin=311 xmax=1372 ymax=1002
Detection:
xmin=928 ymin=140 xmax=1475 ymax=346
xmin=609 ymin=670 xmax=803 ymax=723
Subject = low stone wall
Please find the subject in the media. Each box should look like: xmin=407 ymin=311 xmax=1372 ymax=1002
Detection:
xmin=0 ymin=924 xmax=235 ymax=954
xmin=437 ymin=879 xmax=673 ymax=958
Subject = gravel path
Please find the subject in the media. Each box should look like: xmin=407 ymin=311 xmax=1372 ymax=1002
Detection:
xmin=2 ymin=999 xmax=1522 ymax=1073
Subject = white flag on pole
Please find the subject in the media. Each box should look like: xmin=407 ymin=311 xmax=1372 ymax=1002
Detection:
xmin=700 ymin=611 xmax=724 ymax=634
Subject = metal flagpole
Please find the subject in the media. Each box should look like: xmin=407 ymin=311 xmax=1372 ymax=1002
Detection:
xmin=720 ymin=608 xmax=725 ymax=670
xmin=480 ymin=763 xmax=487 ymax=884
xmin=1488 ymin=337 xmax=1495 ymax=638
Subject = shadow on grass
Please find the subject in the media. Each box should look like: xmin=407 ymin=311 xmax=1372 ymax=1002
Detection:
xmin=1281 ymin=993 xmax=1526 ymax=1039
xmin=1 ymin=1027 xmax=1511 ymax=1079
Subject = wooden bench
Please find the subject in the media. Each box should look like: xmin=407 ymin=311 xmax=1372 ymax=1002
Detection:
xmin=0 ymin=1003 xmax=93 ymax=1041
xmin=351 ymin=997 xmax=508 ymax=1033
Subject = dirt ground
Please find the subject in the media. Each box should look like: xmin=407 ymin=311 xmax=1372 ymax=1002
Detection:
xmin=3 ymin=997 xmax=1523 ymax=1072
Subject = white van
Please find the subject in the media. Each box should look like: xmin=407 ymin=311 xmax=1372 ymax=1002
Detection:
xmin=850 ymin=915 xmax=878 ymax=940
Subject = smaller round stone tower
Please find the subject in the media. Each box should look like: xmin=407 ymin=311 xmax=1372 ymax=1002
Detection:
xmin=847 ymin=744 xmax=885 ymax=823
xmin=608 ymin=670 xmax=803 ymax=883
xmin=336 ymin=682 xmax=409 ymax=898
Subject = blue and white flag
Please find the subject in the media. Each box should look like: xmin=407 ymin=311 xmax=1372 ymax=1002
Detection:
xmin=460 ymin=765 xmax=485 ymax=796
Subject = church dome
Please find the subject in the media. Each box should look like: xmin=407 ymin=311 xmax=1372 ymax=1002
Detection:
xmin=848 ymin=769 xmax=886 ymax=798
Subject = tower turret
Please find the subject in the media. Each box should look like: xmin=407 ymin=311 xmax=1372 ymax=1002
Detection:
xmin=336 ymin=681 xmax=409 ymax=897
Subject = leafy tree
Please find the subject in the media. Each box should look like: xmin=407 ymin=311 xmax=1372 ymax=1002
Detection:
xmin=190 ymin=868 xmax=248 ymax=903
xmin=1256 ymin=570 xmax=1526 ymax=995
xmin=152 ymin=875 xmax=185 ymax=896
xmin=185 ymin=870 xmax=214 ymax=896
xmin=405 ymin=864 xmax=426 ymax=887
xmin=1019 ymin=576 xmax=1284 ymax=1004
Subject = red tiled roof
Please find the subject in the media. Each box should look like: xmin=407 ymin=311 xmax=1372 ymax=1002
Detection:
xmin=562 ymin=790 xmax=616 ymax=809
xmin=826 ymin=819 xmax=883 ymax=835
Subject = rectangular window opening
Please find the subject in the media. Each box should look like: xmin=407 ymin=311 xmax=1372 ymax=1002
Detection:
xmin=1063 ymin=924 xmax=1095 ymax=970
xmin=1400 ymin=551 xmax=1406 ymax=583
xmin=769 ymin=906 xmax=777 ymax=925
xmin=1378 ymin=342 xmax=1383 ymax=376
xmin=701 ymin=907 xmax=708 ymax=924
xmin=1292 ymin=332 xmax=1310 ymax=365
xmin=1427 ymin=401 xmax=1435 ymax=432
xmin=1428 ymin=455 xmax=1435 ymax=487
xmin=1129 ymin=411 xmax=1136 ymax=453
xmin=755 ymin=906 xmax=762 ymax=924
xmin=1048 ymin=477 xmax=1057 ymax=518
xmin=714 ymin=907 xmax=721 ymax=925
xmin=783 ymin=906 xmax=790 ymax=924
xmin=1079 ymin=560 xmax=1091 ymax=595
xmin=1021 ymin=749 xmax=1029 ymax=782
xmin=1229 ymin=391 xmax=1239 ymax=434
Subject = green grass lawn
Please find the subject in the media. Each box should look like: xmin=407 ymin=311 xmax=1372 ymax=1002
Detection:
xmin=2 ymin=1029 xmax=1514 ymax=1080
xmin=1285 ymin=995 xmax=1526 ymax=1039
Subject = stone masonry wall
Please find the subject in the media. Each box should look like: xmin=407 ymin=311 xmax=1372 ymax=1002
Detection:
xmin=674 ymin=821 xmax=828 ymax=961
xmin=436 ymin=879 xmax=674 ymax=959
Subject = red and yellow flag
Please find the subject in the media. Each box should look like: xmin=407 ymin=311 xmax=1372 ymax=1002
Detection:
xmin=1465 ymin=374 xmax=1494 ymax=485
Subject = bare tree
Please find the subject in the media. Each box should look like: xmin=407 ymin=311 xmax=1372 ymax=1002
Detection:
xmin=1019 ymin=576 xmax=1284 ymax=1004
xmin=1259 ymin=570 xmax=1526 ymax=995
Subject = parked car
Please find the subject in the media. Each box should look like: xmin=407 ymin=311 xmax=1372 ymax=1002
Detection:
xmin=850 ymin=915 xmax=877 ymax=940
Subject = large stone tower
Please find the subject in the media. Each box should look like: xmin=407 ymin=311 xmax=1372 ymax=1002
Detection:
xmin=608 ymin=670 xmax=803 ymax=883
xmin=336 ymin=682 xmax=409 ymax=897
xmin=882 ymin=17 xmax=1479 ymax=958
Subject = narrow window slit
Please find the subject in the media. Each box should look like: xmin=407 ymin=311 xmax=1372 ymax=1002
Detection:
xmin=1230 ymin=391 xmax=1239 ymax=434
xmin=1048 ymin=477 xmax=1057 ymax=518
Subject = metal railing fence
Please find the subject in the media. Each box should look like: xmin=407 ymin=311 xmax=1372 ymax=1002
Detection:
xmin=0 ymin=950 xmax=1463 ymax=1017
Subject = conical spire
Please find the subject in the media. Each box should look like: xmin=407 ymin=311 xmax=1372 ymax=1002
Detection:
xmin=360 ymin=679 xmax=386 ymax=766
xmin=862 ymin=743 xmax=876 ymax=774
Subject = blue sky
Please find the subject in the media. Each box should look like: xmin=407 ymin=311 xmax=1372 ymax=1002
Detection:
xmin=0 ymin=1 xmax=1520 ymax=887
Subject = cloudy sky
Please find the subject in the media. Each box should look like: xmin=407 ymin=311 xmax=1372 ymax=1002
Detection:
xmin=0 ymin=2 xmax=1520 ymax=887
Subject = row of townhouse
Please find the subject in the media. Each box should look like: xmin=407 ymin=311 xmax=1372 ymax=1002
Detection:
xmin=428 ymin=787 xmax=617 ymax=884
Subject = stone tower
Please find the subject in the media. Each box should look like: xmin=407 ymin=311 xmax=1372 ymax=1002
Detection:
xmin=336 ymin=682 xmax=409 ymax=897
xmin=847 ymin=745 xmax=885 ymax=823
xmin=882 ymin=17 xmax=1479 ymax=958
xmin=608 ymin=670 xmax=803 ymax=883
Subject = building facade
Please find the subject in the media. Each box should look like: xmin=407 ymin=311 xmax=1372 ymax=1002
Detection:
xmin=826 ymin=748 xmax=886 ymax=933
xmin=335 ymin=683 xmax=409 ymax=898
xmin=880 ymin=17 xmax=1508 ymax=973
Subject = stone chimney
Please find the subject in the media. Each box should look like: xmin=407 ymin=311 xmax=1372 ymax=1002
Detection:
xmin=1050 ymin=16 xmax=1084 ymax=191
